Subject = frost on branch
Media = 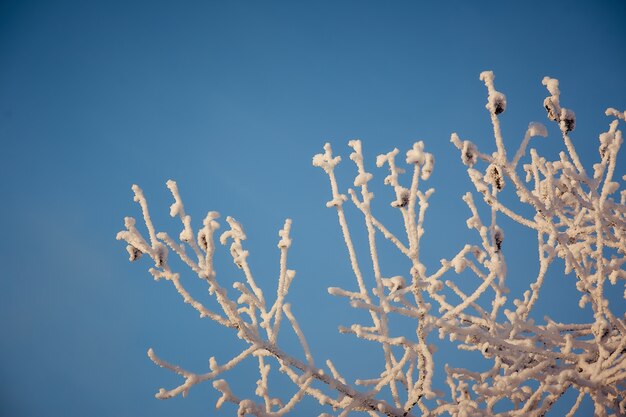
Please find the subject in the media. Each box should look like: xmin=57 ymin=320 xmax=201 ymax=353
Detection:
xmin=118 ymin=72 xmax=625 ymax=416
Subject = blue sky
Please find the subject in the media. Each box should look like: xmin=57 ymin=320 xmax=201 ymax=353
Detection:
xmin=1 ymin=1 xmax=625 ymax=416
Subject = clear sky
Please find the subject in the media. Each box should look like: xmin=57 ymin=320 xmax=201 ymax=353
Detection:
xmin=1 ymin=1 xmax=625 ymax=416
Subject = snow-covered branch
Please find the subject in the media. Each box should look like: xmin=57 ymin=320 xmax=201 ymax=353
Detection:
xmin=118 ymin=72 xmax=625 ymax=416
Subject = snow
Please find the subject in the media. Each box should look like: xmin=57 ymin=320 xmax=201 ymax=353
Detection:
xmin=118 ymin=71 xmax=626 ymax=417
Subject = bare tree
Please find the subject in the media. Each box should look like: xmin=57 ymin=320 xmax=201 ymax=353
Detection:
xmin=117 ymin=71 xmax=626 ymax=416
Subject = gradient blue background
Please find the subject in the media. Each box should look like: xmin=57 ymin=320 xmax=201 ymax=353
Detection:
xmin=1 ymin=1 xmax=625 ymax=416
